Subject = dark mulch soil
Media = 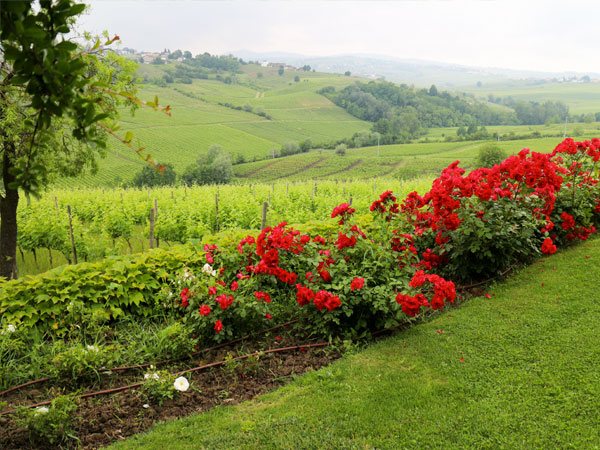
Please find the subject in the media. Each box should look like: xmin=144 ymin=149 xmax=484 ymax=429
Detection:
xmin=0 ymin=334 xmax=340 ymax=450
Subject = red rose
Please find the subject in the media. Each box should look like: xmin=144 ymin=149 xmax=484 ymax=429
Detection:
xmin=198 ymin=305 xmax=211 ymax=316
xmin=541 ymin=238 xmax=557 ymax=255
xmin=350 ymin=277 xmax=364 ymax=291
xmin=214 ymin=320 xmax=223 ymax=333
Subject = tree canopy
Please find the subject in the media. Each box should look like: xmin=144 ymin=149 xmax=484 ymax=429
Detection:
xmin=0 ymin=0 xmax=167 ymax=279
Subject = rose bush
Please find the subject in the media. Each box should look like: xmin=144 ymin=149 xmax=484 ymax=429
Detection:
xmin=161 ymin=138 xmax=599 ymax=344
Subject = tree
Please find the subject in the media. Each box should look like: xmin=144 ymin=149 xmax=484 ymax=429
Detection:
xmin=151 ymin=56 xmax=165 ymax=65
xmin=278 ymin=67 xmax=284 ymax=76
xmin=183 ymin=50 xmax=192 ymax=59
xmin=335 ymin=144 xmax=347 ymax=156
xmin=344 ymin=71 xmax=351 ymax=76
xmin=299 ymin=139 xmax=312 ymax=153
xmin=294 ymin=75 xmax=300 ymax=82
xmin=168 ymin=49 xmax=182 ymax=60
xmin=181 ymin=144 xmax=233 ymax=186
xmin=132 ymin=163 xmax=176 ymax=187
xmin=429 ymin=84 xmax=438 ymax=96
xmin=0 ymin=0 xmax=168 ymax=279
xmin=301 ymin=65 xmax=311 ymax=71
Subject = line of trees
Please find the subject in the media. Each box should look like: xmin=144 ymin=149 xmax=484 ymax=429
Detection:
xmin=319 ymin=81 xmax=519 ymax=144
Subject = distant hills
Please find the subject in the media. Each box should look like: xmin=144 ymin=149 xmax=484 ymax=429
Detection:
xmin=232 ymin=50 xmax=600 ymax=88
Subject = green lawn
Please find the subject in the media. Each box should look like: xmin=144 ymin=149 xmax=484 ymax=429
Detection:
xmin=109 ymin=237 xmax=600 ymax=450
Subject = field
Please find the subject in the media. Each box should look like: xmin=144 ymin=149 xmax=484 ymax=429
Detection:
xmin=460 ymin=80 xmax=600 ymax=114
xmin=54 ymin=65 xmax=371 ymax=188
xmin=233 ymin=136 xmax=577 ymax=182
xmin=16 ymin=177 xmax=434 ymax=276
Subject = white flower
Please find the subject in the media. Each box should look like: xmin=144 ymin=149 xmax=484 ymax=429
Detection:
xmin=142 ymin=403 xmax=150 ymax=409
xmin=86 ymin=345 xmax=99 ymax=352
xmin=144 ymin=372 xmax=160 ymax=381
xmin=173 ymin=376 xmax=189 ymax=392
xmin=202 ymin=263 xmax=217 ymax=276
xmin=34 ymin=406 xmax=49 ymax=415
xmin=1 ymin=324 xmax=15 ymax=335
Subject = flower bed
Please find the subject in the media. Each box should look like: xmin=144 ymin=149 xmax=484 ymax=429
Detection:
xmin=1 ymin=138 xmax=599 ymax=449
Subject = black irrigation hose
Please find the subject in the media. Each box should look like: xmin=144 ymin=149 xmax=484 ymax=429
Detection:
xmin=0 ymin=319 xmax=299 ymax=398
xmin=0 ymin=342 xmax=329 ymax=416
xmin=455 ymin=264 xmax=516 ymax=291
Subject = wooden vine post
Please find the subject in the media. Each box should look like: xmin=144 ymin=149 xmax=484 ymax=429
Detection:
xmin=149 ymin=207 xmax=155 ymax=250
xmin=67 ymin=205 xmax=77 ymax=264
xmin=261 ymin=201 xmax=268 ymax=230
xmin=154 ymin=200 xmax=159 ymax=247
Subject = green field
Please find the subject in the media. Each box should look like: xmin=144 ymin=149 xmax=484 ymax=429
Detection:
xmin=460 ymin=81 xmax=600 ymax=114
xmin=232 ymin=137 xmax=576 ymax=182
xmin=55 ymin=64 xmax=370 ymax=188
xmin=51 ymin=62 xmax=600 ymax=189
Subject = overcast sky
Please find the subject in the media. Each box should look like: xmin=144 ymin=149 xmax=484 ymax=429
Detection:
xmin=77 ymin=0 xmax=600 ymax=74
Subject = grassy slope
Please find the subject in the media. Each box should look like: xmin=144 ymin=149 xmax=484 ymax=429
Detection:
xmin=55 ymin=65 xmax=370 ymax=188
xmin=459 ymin=81 xmax=600 ymax=114
xmin=110 ymin=237 xmax=600 ymax=450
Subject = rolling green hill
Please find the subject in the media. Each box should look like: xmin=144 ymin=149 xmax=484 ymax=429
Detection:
xmin=461 ymin=80 xmax=600 ymax=115
xmin=55 ymin=64 xmax=371 ymax=187
xmin=53 ymin=61 xmax=600 ymax=188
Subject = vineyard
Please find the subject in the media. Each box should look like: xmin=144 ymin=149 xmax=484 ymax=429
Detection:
xmin=232 ymin=137 xmax=571 ymax=182
xmin=15 ymin=178 xmax=434 ymax=276
xmin=54 ymin=65 xmax=371 ymax=188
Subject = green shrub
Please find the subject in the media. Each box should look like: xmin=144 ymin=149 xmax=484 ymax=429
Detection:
xmin=476 ymin=143 xmax=506 ymax=168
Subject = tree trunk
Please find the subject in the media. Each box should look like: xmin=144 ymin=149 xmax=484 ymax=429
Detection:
xmin=0 ymin=145 xmax=19 ymax=280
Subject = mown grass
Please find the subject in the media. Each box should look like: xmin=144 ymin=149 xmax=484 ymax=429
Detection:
xmin=109 ymin=237 xmax=600 ymax=450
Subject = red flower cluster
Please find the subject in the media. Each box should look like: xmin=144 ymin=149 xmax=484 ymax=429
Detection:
xmin=214 ymin=320 xmax=223 ymax=333
xmin=198 ymin=305 xmax=211 ymax=316
xmin=313 ymin=290 xmax=342 ymax=311
xmin=350 ymin=277 xmax=364 ymax=291
xmin=398 ymin=270 xmax=456 ymax=316
xmin=336 ymin=232 xmax=357 ymax=251
xmin=180 ymin=288 xmax=190 ymax=308
xmin=560 ymin=212 xmax=575 ymax=230
xmin=204 ymin=244 xmax=219 ymax=264
xmin=215 ymin=294 xmax=234 ymax=310
xmin=331 ymin=203 xmax=356 ymax=225
xmin=254 ymin=291 xmax=271 ymax=303
xmin=295 ymin=284 xmax=315 ymax=306
xmin=370 ymin=191 xmax=400 ymax=222
xmin=541 ymin=238 xmax=557 ymax=255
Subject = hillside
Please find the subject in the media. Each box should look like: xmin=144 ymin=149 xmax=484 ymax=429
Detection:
xmin=53 ymin=58 xmax=600 ymax=188
xmin=55 ymin=63 xmax=371 ymax=187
